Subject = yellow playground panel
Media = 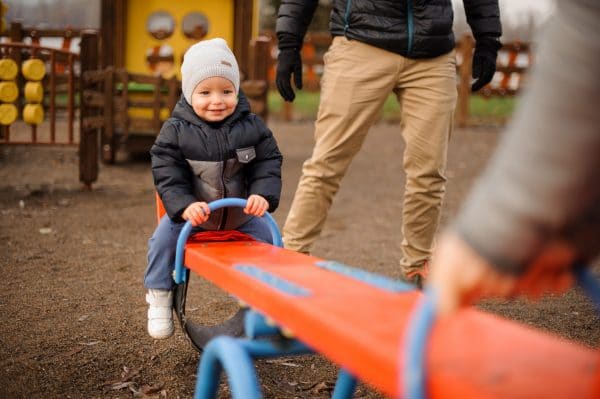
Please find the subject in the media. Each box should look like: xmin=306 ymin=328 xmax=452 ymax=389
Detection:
xmin=124 ymin=0 xmax=259 ymax=78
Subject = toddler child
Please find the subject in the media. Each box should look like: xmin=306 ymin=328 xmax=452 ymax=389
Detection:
xmin=144 ymin=38 xmax=283 ymax=339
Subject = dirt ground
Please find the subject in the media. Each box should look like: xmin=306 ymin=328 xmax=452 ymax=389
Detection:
xmin=1 ymin=120 xmax=599 ymax=399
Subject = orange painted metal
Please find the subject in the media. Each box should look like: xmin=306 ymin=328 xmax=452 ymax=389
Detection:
xmin=182 ymin=241 xmax=600 ymax=398
xmin=155 ymin=193 xmax=166 ymax=223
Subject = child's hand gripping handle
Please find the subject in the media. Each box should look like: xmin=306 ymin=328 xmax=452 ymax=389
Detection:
xmin=173 ymin=198 xmax=283 ymax=284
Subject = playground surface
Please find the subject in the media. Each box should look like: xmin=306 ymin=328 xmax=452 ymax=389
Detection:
xmin=1 ymin=120 xmax=599 ymax=398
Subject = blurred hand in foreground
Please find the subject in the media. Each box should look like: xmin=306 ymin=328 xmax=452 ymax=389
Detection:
xmin=428 ymin=231 xmax=576 ymax=315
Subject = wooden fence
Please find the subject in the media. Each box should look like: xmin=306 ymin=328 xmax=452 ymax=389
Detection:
xmin=80 ymin=37 xmax=271 ymax=164
xmin=80 ymin=68 xmax=178 ymax=164
xmin=0 ymin=22 xmax=85 ymax=144
xmin=0 ymin=42 xmax=78 ymax=144
xmin=262 ymin=31 xmax=532 ymax=126
xmin=455 ymin=35 xmax=532 ymax=126
xmin=1 ymin=24 xmax=270 ymax=187
xmin=0 ymin=23 xmax=102 ymax=187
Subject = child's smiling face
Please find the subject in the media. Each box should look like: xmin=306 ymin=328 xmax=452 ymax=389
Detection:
xmin=191 ymin=76 xmax=238 ymax=122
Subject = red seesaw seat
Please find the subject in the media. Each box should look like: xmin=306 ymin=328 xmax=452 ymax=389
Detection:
xmin=181 ymin=240 xmax=599 ymax=398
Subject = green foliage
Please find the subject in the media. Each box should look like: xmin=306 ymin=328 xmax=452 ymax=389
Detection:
xmin=469 ymin=95 xmax=517 ymax=118
xmin=267 ymin=90 xmax=516 ymax=123
xmin=268 ymin=90 xmax=319 ymax=120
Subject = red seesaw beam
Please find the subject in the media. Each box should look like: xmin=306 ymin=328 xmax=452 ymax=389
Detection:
xmin=182 ymin=240 xmax=599 ymax=398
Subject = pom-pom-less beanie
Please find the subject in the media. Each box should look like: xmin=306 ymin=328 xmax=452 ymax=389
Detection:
xmin=181 ymin=38 xmax=240 ymax=104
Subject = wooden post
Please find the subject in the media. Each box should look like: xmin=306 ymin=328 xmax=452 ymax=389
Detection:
xmin=9 ymin=22 xmax=24 ymax=117
xmin=233 ymin=0 xmax=254 ymax=79
xmin=283 ymin=101 xmax=293 ymax=122
xmin=101 ymin=66 xmax=115 ymax=164
xmin=456 ymin=34 xmax=474 ymax=128
xmin=9 ymin=21 xmax=23 ymax=43
xmin=79 ymin=30 xmax=100 ymax=188
xmin=101 ymin=0 xmax=126 ymax=68
xmin=67 ymin=53 xmax=75 ymax=144
xmin=302 ymin=38 xmax=317 ymax=90
xmin=152 ymin=76 xmax=163 ymax=136
xmin=121 ymin=69 xmax=130 ymax=141
xmin=166 ymin=76 xmax=178 ymax=115
xmin=49 ymin=51 xmax=56 ymax=142
xmin=251 ymin=39 xmax=270 ymax=80
xmin=248 ymin=36 xmax=270 ymax=122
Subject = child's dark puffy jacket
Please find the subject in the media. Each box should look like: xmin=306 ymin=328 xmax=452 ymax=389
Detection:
xmin=150 ymin=92 xmax=282 ymax=230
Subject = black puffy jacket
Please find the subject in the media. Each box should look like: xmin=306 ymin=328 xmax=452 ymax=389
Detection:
xmin=277 ymin=0 xmax=501 ymax=58
xmin=150 ymin=92 xmax=282 ymax=230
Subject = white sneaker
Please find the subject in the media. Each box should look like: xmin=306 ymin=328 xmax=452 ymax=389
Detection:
xmin=146 ymin=289 xmax=174 ymax=339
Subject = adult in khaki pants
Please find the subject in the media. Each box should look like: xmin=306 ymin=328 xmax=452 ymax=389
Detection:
xmin=276 ymin=0 xmax=501 ymax=288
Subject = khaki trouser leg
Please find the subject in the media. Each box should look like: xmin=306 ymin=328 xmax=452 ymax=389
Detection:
xmin=397 ymin=51 xmax=457 ymax=274
xmin=283 ymin=37 xmax=398 ymax=253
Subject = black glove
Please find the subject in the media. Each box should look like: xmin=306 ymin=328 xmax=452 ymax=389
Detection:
xmin=471 ymin=36 xmax=502 ymax=92
xmin=276 ymin=48 xmax=303 ymax=102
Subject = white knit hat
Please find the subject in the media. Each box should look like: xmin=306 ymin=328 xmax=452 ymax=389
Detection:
xmin=181 ymin=38 xmax=240 ymax=104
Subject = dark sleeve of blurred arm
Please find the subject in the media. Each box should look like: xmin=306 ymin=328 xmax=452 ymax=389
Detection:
xmin=462 ymin=0 xmax=502 ymax=41
xmin=275 ymin=0 xmax=320 ymax=49
xmin=463 ymin=0 xmax=502 ymax=91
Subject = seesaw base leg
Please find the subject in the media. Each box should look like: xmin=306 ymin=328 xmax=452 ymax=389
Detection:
xmin=194 ymin=336 xmax=313 ymax=399
xmin=194 ymin=308 xmax=362 ymax=398
xmin=332 ymin=369 xmax=358 ymax=399
xmin=194 ymin=336 xmax=261 ymax=399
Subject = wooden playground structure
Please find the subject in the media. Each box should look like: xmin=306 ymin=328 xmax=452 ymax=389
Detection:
xmin=96 ymin=0 xmax=269 ymax=162
xmin=0 ymin=0 xmax=531 ymax=189
xmin=0 ymin=0 xmax=269 ymax=187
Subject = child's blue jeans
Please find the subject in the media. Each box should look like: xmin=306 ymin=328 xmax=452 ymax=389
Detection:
xmin=144 ymin=215 xmax=274 ymax=290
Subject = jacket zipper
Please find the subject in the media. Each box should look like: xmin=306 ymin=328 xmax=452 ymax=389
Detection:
xmin=216 ymin=128 xmax=228 ymax=230
xmin=406 ymin=0 xmax=414 ymax=55
xmin=343 ymin=0 xmax=352 ymax=34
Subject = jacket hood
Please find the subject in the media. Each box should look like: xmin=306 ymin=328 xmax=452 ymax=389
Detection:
xmin=171 ymin=90 xmax=251 ymax=127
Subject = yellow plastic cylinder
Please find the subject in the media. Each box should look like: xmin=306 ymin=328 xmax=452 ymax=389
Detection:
xmin=0 ymin=103 xmax=18 ymax=125
xmin=24 ymin=81 xmax=44 ymax=103
xmin=0 ymin=58 xmax=18 ymax=80
xmin=0 ymin=81 xmax=18 ymax=102
xmin=22 ymin=58 xmax=46 ymax=81
xmin=23 ymin=103 xmax=44 ymax=125
xmin=160 ymin=107 xmax=171 ymax=121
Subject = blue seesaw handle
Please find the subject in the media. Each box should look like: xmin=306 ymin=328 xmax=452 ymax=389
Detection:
xmin=401 ymin=264 xmax=600 ymax=399
xmin=174 ymin=198 xmax=283 ymax=284
xmin=401 ymin=289 xmax=437 ymax=399
xmin=575 ymin=266 xmax=600 ymax=312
